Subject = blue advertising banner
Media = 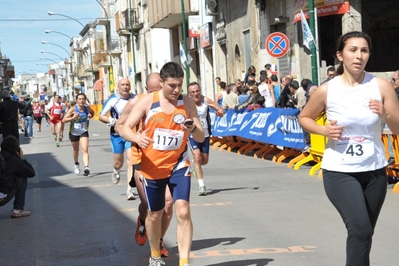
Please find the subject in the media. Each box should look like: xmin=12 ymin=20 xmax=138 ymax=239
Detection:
xmin=210 ymin=108 xmax=306 ymax=150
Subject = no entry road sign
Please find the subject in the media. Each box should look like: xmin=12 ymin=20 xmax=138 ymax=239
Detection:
xmin=265 ymin=32 xmax=290 ymax=58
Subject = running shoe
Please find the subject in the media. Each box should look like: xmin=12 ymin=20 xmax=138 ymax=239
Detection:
xmin=56 ymin=142 xmax=59 ymax=147
xmin=54 ymin=135 xmax=57 ymax=141
xmin=74 ymin=164 xmax=80 ymax=175
xmin=149 ymin=256 xmax=165 ymax=266
xmin=198 ymin=186 xmax=207 ymax=196
xmin=160 ymin=239 xmax=169 ymax=257
xmin=135 ymin=215 xmax=147 ymax=246
xmin=83 ymin=167 xmax=90 ymax=176
xmin=111 ymin=170 xmax=120 ymax=184
xmin=11 ymin=209 xmax=31 ymax=218
xmin=126 ymin=189 xmax=135 ymax=200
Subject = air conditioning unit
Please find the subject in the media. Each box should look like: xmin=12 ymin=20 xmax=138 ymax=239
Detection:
xmin=205 ymin=0 xmax=218 ymax=16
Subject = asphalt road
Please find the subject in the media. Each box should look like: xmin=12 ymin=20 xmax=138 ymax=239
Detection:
xmin=0 ymin=120 xmax=398 ymax=266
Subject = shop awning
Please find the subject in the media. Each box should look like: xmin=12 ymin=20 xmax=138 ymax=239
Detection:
xmin=294 ymin=0 xmax=350 ymax=23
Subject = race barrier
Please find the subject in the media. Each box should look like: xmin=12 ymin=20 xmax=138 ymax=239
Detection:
xmin=210 ymin=108 xmax=399 ymax=193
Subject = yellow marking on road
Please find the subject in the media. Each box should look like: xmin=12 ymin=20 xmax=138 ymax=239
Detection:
xmin=189 ymin=246 xmax=316 ymax=258
xmin=118 ymin=208 xmax=137 ymax=213
xmin=137 ymin=246 xmax=316 ymax=261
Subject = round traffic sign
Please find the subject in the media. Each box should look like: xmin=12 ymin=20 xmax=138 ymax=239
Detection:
xmin=265 ymin=32 xmax=290 ymax=58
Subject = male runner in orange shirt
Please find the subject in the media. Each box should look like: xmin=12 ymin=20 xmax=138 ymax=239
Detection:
xmin=120 ymin=62 xmax=204 ymax=266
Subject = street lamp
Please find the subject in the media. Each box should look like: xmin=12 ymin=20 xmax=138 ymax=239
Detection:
xmin=40 ymin=50 xmax=65 ymax=61
xmin=39 ymin=57 xmax=62 ymax=66
xmin=45 ymin=30 xmax=73 ymax=40
xmin=42 ymin=41 xmax=71 ymax=57
xmin=47 ymin=11 xmax=95 ymax=99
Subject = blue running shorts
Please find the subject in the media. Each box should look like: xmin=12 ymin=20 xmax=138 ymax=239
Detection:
xmin=110 ymin=134 xmax=131 ymax=154
xmin=189 ymin=136 xmax=210 ymax=154
xmin=142 ymin=167 xmax=191 ymax=212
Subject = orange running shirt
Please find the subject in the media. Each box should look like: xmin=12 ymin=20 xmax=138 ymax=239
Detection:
xmin=140 ymin=91 xmax=190 ymax=180
xmin=131 ymin=94 xmax=145 ymax=165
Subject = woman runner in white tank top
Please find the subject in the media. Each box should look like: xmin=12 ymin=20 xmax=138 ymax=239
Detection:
xmin=299 ymin=31 xmax=399 ymax=266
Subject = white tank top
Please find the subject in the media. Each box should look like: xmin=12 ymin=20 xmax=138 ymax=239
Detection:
xmin=192 ymin=96 xmax=210 ymax=138
xmin=321 ymin=72 xmax=387 ymax=172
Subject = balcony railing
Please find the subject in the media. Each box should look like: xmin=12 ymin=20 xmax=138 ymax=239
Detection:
xmin=115 ymin=8 xmax=143 ymax=36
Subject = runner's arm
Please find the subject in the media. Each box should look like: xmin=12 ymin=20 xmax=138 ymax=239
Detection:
xmin=205 ymin=96 xmax=224 ymax=117
xmin=378 ymin=77 xmax=399 ymax=134
xmin=114 ymin=97 xmax=139 ymax=134
xmin=184 ymin=96 xmax=205 ymax=143
xmin=87 ymin=106 xmax=95 ymax=119
xmin=62 ymin=108 xmax=77 ymax=123
xmin=119 ymin=94 xmax=153 ymax=147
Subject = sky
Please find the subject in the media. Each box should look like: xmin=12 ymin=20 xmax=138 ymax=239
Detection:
xmin=0 ymin=0 xmax=102 ymax=75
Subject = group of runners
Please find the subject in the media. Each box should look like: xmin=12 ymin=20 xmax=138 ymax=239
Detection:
xmin=111 ymin=31 xmax=399 ymax=266
xmin=96 ymin=62 xmax=224 ymax=266
xmin=29 ymin=94 xmax=95 ymax=176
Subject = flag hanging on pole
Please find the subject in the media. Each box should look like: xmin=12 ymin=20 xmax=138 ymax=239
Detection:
xmin=179 ymin=42 xmax=193 ymax=68
xmin=109 ymin=66 xmax=115 ymax=93
xmin=300 ymin=10 xmax=315 ymax=50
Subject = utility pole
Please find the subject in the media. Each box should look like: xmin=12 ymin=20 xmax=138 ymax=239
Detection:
xmin=308 ymin=0 xmax=318 ymax=84
xmin=181 ymin=0 xmax=190 ymax=91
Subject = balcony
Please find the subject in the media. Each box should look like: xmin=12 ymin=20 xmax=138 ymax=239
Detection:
xmin=94 ymin=52 xmax=110 ymax=68
xmin=149 ymin=0 xmax=198 ymax=29
xmin=115 ymin=8 xmax=144 ymax=36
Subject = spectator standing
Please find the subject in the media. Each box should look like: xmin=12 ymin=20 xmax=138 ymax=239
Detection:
xmin=294 ymin=82 xmax=307 ymax=110
xmin=276 ymin=80 xmax=299 ymax=108
xmin=270 ymin=74 xmax=280 ymax=103
xmin=264 ymin=63 xmax=273 ymax=78
xmin=258 ymin=74 xmax=275 ymax=107
xmin=234 ymin=85 xmax=265 ymax=111
xmin=237 ymin=86 xmax=249 ymax=105
xmin=215 ymin=77 xmax=222 ymax=92
xmin=222 ymin=84 xmax=238 ymax=109
xmin=214 ymin=81 xmax=227 ymax=107
xmin=0 ymin=90 xmax=25 ymax=143
xmin=20 ymin=96 xmax=34 ymax=139
xmin=320 ymin=66 xmax=337 ymax=85
xmin=243 ymin=65 xmax=256 ymax=86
